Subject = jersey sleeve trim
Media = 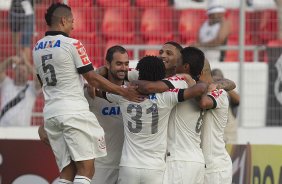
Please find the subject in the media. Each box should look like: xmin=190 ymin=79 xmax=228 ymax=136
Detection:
xmin=207 ymin=94 xmax=217 ymax=109
xmin=77 ymin=64 xmax=94 ymax=74
xmin=177 ymin=89 xmax=185 ymax=102
xmin=161 ymin=80 xmax=175 ymax=89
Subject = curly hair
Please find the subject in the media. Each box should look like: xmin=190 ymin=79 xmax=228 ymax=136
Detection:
xmin=136 ymin=56 xmax=166 ymax=81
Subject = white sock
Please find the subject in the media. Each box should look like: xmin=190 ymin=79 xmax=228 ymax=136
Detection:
xmin=73 ymin=175 xmax=91 ymax=184
xmin=58 ymin=178 xmax=73 ymax=184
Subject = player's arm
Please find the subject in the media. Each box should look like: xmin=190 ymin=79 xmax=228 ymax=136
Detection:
xmin=131 ymin=80 xmax=175 ymax=94
xmin=198 ymin=95 xmax=216 ymax=110
xmin=71 ymin=40 xmax=144 ymax=102
xmin=214 ymin=78 xmax=236 ymax=91
xmin=38 ymin=124 xmax=50 ymax=146
xmin=83 ymin=71 xmax=143 ymax=102
xmin=181 ymin=82 xmax=208 ymax=101
xmin=0 ymin=56 xmax=20 ymax=83
xmin=95 ymin=65 xmax=108 ymax=77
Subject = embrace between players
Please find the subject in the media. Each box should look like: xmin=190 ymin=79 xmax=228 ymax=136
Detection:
xmin=35 ymin=3 xmax=235 ymax=184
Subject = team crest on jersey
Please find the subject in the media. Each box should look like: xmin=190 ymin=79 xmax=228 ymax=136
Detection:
xmin=73 ymin=40 xmax=91 ymax=65
xmin=34 ymin=40 xmax=61 ymax=51
xmin=98 ymin=136 xmax=106 ymax=150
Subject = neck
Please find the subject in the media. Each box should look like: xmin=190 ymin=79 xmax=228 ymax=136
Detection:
xmin=165 ymin=69 xmax=176 ymax=78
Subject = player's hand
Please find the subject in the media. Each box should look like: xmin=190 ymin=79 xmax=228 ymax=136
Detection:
xmin=124 ymin=85 xmax=146 ymax=103
xmin=38 ymin=125 xmax=50 ymax=146
xmin=84 ymin=83 xmax=96 ymax=99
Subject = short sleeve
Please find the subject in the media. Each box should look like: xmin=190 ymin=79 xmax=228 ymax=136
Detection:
xmin=165 ymin=75 xmax=188 ymax=89
xmin=106 ymin=93 xmax=122 ymax=103
xmin=160 ymin=89 xmax=180 ymax=107
xmin=70 ymin=39 xmax=94 ymax=74
xmin=207 ymin=89 xmax=228 ymax=109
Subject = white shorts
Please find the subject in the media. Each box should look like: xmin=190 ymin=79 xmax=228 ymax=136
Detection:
xmin=91 ymin=167 xmax=119 ymax=184
xmin=45 ymin=112 xmax=107 ymax=172
xmin=204 ymin=170 xmax=232 ymax=184
xmin=164 ymin=161 xmax=205 ymax=184
xmin=118 ymin=166 xmax=165 ymax=184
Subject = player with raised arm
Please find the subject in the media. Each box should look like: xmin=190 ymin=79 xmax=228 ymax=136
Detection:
xmin=106 ymin=56 xmax=207 ymax=184
xmin=199 ymin=59 xmax=232 ymax=184
xmin=33 ymin=3 xmax=142 ymax=184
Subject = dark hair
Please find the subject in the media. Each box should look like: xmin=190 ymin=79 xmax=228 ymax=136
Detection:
xmin=164 ymin=41 xmax=183 ymax=52
xmin=136 ymin=56 xmax=166 ymax=81
xmin=106 ymin=45 xmax=127 ymax=63
xmin=45 ymin=3 xmax=71 ymax=26
xmin=181 ymin=47 xmax=205 ymax=81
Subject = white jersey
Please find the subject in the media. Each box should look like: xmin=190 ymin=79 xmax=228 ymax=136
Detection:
xmin=200 ymin=89 xmax=232 ymax=173
xmin=107 ymin=89 xmax=184 ymax=170
xmin=0 ymin=77 xmax=38 ymax=126
xmin=199 ymin=20 xmax=221 ymax=62
xmin=33 ymin=32 xmax=93 ymax=119
xmin=85 ymin=91 xmax=124 ymax=169
xmin=167 ymin=87 xmax=205 ymax=164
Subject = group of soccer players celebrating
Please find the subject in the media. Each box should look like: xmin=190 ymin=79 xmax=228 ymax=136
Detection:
xmin=35 ymin=2 xmax=234 ymax=184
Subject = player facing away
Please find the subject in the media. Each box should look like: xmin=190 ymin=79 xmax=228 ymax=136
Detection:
xmin=199 ymin=59 xmax=232 ymax=184
xmin=33 ymin=3 xmax=142 ymax=184
xmin=165 ymin=47 xmax=207 ymax=184
xmin=85 ymin=45 xmax=129 ymax=184
xmin=105 ymin=56 xmax=207 ymax=184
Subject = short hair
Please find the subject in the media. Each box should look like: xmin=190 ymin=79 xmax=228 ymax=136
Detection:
xmin=181 ymin=47 xmax=205 ymax=81
xmin=164 ymin=41 xmax=183 ymax=52
xmin=45 ymin=3 xmax=71 ymax=26
xmin=136 ymin=56 xmax=166 ymax=81
xmin=105 ymin=45 xmax=127 ymax=63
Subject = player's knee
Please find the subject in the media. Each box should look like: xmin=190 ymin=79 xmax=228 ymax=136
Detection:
xmin=75 ymin=160 xmax=95 ymax=178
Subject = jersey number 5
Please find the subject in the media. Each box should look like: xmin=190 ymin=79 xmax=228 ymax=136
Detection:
xmin=127 ymin=103 xmax=159 ymax=134
xmin=42 ymin=54 xmax=57 ymax=86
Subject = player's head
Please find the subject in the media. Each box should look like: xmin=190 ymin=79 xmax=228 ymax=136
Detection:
xmin=176 ymin=46 xmax=205 ymax=81
xmin=106 ymin=45 xmax=129 ymax=81
xmin=136 ymin=56 xmax=166 ymax=81
xmin=207 ymin=5 xmax=226 ymax=24
xmin=159 ymin=41 xmax=183 ymax=76
xmin=199 ymin=58 xmax=213 ymax=83
xmin=45 ymin=3 xmax=73 ymax=35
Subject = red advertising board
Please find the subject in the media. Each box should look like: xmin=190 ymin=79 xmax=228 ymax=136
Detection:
xmin=0 ymin=140 xmax=59 ymax=184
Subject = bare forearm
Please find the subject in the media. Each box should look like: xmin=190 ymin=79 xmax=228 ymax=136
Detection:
xmin=215 ymin=79 xmax=236 ymax=91
xmin=87 ymin=73 xmax=126 ymax=96
xmin=133 ymin=80 xmax=169 ymax=94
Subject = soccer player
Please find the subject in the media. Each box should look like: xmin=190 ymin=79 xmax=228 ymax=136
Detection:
xmin=86 ymin=45 xmax=128 ymax=184
xmin=33 ymin=3 xmax=142 ymax=184
xmin=133 ymin=46 xmax=235 ymax=184
xmin=105 ymin=56 xmax=207 ymax=184
xmin=199 ymin=59 xmax=232 ymax=184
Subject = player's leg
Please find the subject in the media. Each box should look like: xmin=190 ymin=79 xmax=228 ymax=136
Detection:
xmin=63 ymin=112 xmax=106 ymax=184
xmin=118 ymin=166 xmax=140 ymax=184
xmin=91 ymin=168 xmax=119 ymax=184
xmin=180 ymin=162 xmax=205 ymax=184
xmin=44 ymin=117 xmax=75 ymax=182
xmin=140 ymin=168 xmax=165 ymax=184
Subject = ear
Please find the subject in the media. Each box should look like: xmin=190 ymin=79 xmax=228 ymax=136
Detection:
xmin=106 ymin=61 xmax=110 ymax=69
xmin=184 ymin=63 xmax=190 ymax=73
xmin=61 ymin=17 xmax=67 ymax=26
